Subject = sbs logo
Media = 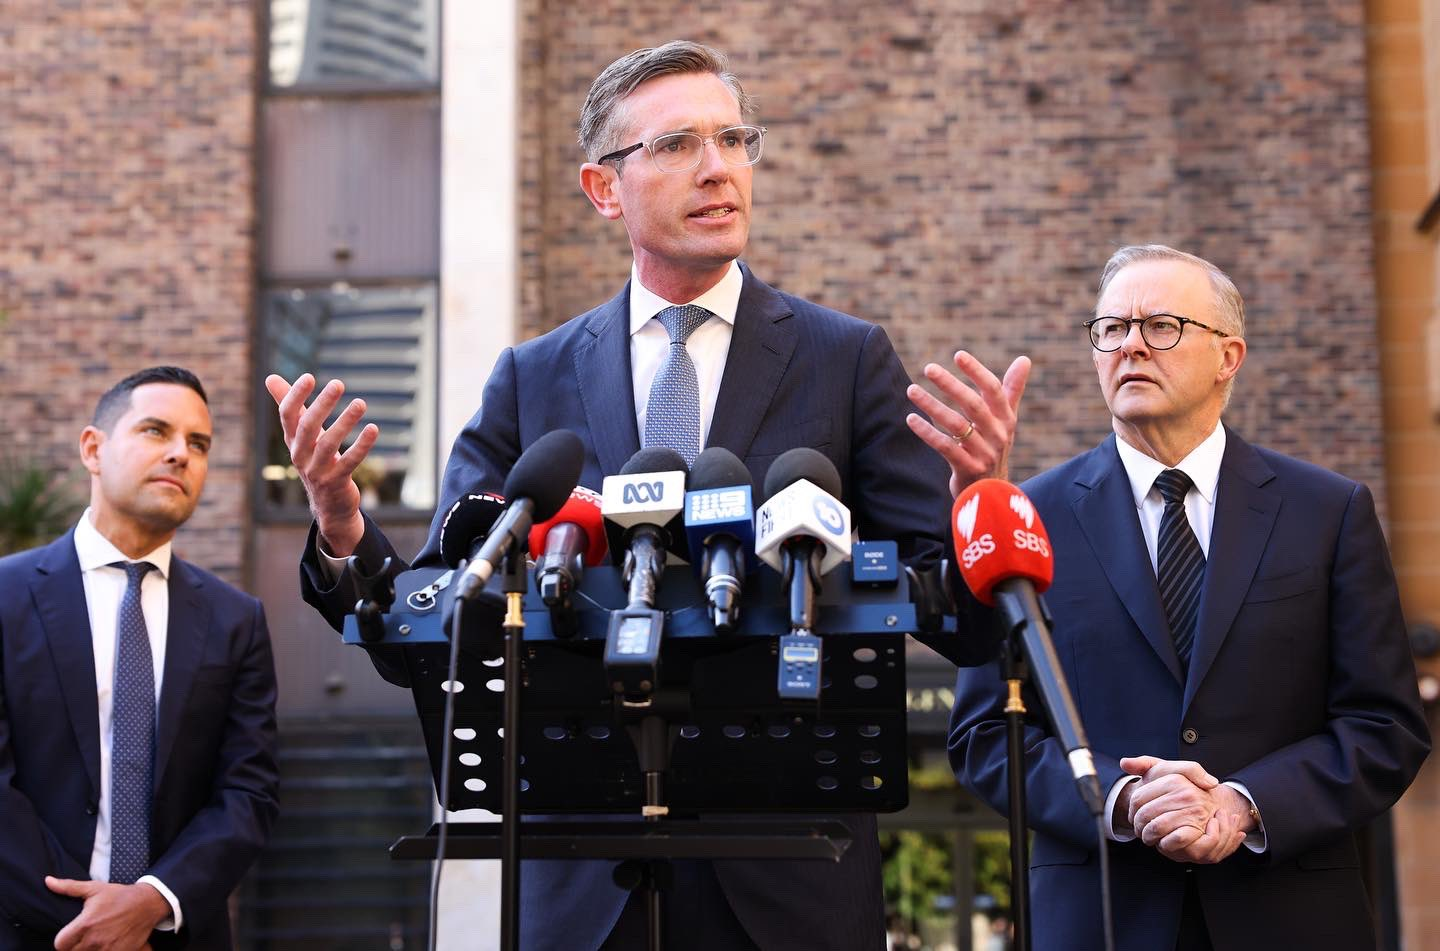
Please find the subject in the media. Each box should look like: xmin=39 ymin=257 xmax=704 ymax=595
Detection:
xmin=960 ymin=533 xmax=995 ymax=569
xmin=1008 ymin=492 xmax=1036 ymax=529
xmin=622 ymin=480 xmax=664 ymax=504
xmin=954 ymin=494 xmax=980 ymax=542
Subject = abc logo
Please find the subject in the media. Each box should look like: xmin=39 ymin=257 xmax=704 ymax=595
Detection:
xmin=622 ymin=480 xmax=664 ymax=504
xmin=812 ymin=496 xmax=845 ymax=535
xmin=1012 ymin=529 xmax=1049 ymax=557
xmin=960 ymin=532 xmax=996 ymax=569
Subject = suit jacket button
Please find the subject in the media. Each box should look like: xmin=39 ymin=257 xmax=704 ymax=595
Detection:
xmin=1181 ymin=728 xmax=1199 ymax=744
xmin=85 ymin=803 xmax=97 ymax=816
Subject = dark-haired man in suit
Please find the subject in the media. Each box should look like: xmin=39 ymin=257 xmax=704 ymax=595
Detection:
xmin=267 ymin=40 xmax=1026 ymax=951
xmin=922 ymin=245 xmax=1429 ymax=950
xmin=0 ymin=366 xmax=279 ymax=950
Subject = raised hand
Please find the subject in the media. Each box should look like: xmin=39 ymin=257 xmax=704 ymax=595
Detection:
xmin=906 ymin=351 xmax=1031 ymax=498
xmin=265 ymin=373 xmax=380 ymax=557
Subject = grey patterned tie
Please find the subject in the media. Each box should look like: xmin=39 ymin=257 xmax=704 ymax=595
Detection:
xmin=1153 ymin=470 xmax=1205 ymax=673
xmin=109 ymin=560 xmax=156 ymax=884
xmin=643 ymin=304 xmax=713 ymax=467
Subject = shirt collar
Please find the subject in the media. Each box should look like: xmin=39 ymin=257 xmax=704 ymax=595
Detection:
xmin=73 ymin=508 xmax=173 ymax=579
xmin=628 ymin=260 xmax=742 ymax=336
xmin=1114 ymin=422 xmax=1226 ymax=509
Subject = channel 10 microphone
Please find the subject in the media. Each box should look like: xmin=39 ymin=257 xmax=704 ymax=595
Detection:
xmin=453 ymin=429 xmax=585 ymax=602
xmin=439 ymin=492 xmax=507 ymax=570
xmin=953 ymin=478 xmax=1104 ymax=816
xmin=526 ymin=486 xmax=606 ymax=635
xmin=600 ymin=448 xmax=690 ymax=703
xmin=684 ymin=447 xmax=754 ymax=633
xmin=755 ymin=448 xmax=851 ymax=702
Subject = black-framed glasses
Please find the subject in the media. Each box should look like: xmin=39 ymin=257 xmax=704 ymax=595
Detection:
xmin=597 ymin=125 xmax=767 ymax=173
xmin=1084 ymin=313 xmax=1230 ymax=352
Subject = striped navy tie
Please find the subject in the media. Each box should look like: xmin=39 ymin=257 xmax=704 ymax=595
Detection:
xmin=1153 ymin=469 xmax=1205 ymax=672
xmin=109 ymin=560 xmax=157 ymax=884
xmin=643 ymin=304 xmax=713 ymax=468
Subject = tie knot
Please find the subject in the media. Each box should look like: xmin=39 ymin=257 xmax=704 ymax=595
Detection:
xmin=110 ymin=561 xmax=156 ymax=587
xmin=1153 ymin=469 xmax=1194 ymax=505
xmin=655 ymin=305 xmax=712 ymax=344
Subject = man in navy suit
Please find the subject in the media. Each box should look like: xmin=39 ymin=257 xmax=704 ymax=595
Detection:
xmin=0 ymin=366 xmax=279 ymax=950
xmin=921 ymin=245 xmax=1430 ymax=949
xmin=266 ymin=40 xmax=1027 ymax=951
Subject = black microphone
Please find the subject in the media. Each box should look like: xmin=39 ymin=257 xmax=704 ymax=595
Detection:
xmin=439 ymin=492 xmax=507 ymax=569
xmin=454 ymin=429 xmax=585 ymax=602
xmin=683 ymin=447 xmax=755 ymax=632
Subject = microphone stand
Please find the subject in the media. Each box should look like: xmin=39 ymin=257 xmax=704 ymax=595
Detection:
xmin=1000 ymin=629 xmax=1032 ymax=951
xmin=500 ymin=548 xmax=527 ymax=951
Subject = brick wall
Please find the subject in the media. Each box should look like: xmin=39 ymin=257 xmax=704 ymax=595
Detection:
xmin=518 ymin=0 xmax=1387 ymax=500
xmin=0 ymin=1 xmax=257 ymax=583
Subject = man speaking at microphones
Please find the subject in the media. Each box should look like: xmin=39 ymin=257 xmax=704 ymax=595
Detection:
xmin=261 ymin=39 xmax=1021 ymax=951
xmin=912 ymin=245 xmax=1429 ymax=951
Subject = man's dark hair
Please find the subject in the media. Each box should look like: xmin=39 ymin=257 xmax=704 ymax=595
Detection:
xmin=92 ymin=366 xmax=209 ymax=430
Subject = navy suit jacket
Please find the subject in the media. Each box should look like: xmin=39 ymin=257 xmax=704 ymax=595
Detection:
xmin=949 ymin=429 xmax=1430 ymax=951
xmin=301 ymin=265 xmax=953 ymax=950
xmin=0 ymin=533 xmax=280 ymax=950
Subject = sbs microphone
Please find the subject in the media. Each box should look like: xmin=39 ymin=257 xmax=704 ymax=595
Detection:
xmin=953 ymin=478 xmax=1104 ymax=816
xmin=600 ymin=448 xmax=689 ymax=703
xmin=527 ymin=486 xmax=606 ymax=634
xmin=454 ymin=429 xmax=585 ymax=601
xmin=683 ymin=446 xmax=754 ymax=633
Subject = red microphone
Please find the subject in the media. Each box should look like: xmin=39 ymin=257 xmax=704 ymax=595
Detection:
xmin=952 ymin=479 xmax=1102 ymax=816
xmin=528 ymin=486 xmax=607 ymax=613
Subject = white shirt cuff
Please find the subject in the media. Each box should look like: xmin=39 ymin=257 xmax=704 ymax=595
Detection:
xmin=1105 ymin=775 xmax=1141 ymax=841
xmin=317 ymin=537 xmax=350 ymax=584
xmin=137 ymin=875 xmax=183 ymax=932
xmin=1222 ymin=780 xmax=1269 ymax=853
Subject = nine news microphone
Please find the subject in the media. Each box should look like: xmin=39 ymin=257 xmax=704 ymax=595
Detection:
xmin=683 ymin=447 xmax=754 ymax=633
xmin=453 ymin=429 xmax=585 ymax=602
xmin=600 ymin=448 xmax=690 ymax=702
xmin=439 ymin=492 xmax=507 ymax=569
xmin=754 ymin=448 xmax=852 ymax=701
xmin=953 ymin=478 xmax=1105 ymax=816
xmin=527 ymin=485 xmax=607 ymax=611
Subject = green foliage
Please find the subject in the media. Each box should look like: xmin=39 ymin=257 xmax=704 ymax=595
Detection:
xmin=880 ymin=829 xmax=954 ymax=922
xmin=0 ymin=458 xmax=82 ymax=556
xmin=972 ymin=829 xmax=1012 ymax=912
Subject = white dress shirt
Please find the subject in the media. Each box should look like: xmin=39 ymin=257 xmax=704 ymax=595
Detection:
xmin=73 ymin=510 xmax=184 ymax=928
xmin=628 ymin=259 xmax=741 ymax=447
xmin=1101 ymin=426 xmax=1267 ymax=852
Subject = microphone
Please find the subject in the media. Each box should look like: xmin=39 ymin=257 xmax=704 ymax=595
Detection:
xmin=600 ymin=448 xmax=690 ymax=703
xmin=683 ymin=447 xmax=754 ymax=632
xmin=953 ymin=478 xmax=1104 ymax=816
xmin=454 ymin=429 xmax=585 ymax=602
xmin=528 ymin=486 xmax=607 ymax=605
xmin=754 ymin=448 xmax=851 ymax=701
xmin=439 ymin=492 xmax=507 ymax=569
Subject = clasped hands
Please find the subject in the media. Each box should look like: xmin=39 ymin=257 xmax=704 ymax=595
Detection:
xmin=1115 ymin=756 xmax=1255 ymax=865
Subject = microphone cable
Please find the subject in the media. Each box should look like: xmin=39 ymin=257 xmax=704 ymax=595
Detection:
xmin=427 ymin=594 xmax=467 ymax=951
xmin=1095 ymin=813 xmax=1116 ymax=951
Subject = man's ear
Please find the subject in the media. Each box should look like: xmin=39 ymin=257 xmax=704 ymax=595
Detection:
xmin=79 ymin=426 xmax=104 ymax=476
xmin=1216 ymin=336 xmax=1246 ymax=384
xmin=579 ymin=162 xmax=623 ymax=220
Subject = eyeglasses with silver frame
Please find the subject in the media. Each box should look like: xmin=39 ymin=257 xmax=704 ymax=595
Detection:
xmin=1084 ymin=313 xmax=1231 ymax=352
xmin=597 ymin=125 xmax=768 ymax=173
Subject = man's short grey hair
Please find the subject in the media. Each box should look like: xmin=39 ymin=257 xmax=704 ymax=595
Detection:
xmin=1096 ymin=244 xmax=1246 ymax=338
xmin=578 ymin=41 xmax=757 ymax=165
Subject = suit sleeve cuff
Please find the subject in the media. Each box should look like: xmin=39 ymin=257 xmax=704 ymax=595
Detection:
xmin=1222 ymin=780 xmax=1268 ymax=853
xmin=1105 ymin=775 xmax=1141 ymax=841
xmin=315 ymin=537 xmax=349 ymax=584
xmin=137 ymin=875 xmax=183 ymax=932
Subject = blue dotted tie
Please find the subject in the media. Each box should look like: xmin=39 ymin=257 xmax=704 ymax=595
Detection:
xmin=643 ymin=304 xmax=712 ymax=468
xmin=1154 ymin=470 xmax=1205 ymax=673
xmin=109 ymin=560 xmax=156 ymax=884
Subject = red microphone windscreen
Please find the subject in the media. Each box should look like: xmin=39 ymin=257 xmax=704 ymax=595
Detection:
xmin=527 ymin=486 xmax=608 ymax=565
xmin=952 ymin=478 xmax=1053 ymax=606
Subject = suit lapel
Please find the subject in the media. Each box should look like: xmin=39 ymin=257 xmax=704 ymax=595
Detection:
xmin=154 ymin=558 xmax=210 ymax=788
xmin=1069 ymin=437 xmax=1185 ymax=685
xmin=574 ymin=283 xmax=641 ymax=475
xmin=706 ymin=265 xmax=797 ymax=460
xmin=32 ymin=533 xmax=103 ymax=799
xmin=1182 ymin=429 xmax=1279 ymax=711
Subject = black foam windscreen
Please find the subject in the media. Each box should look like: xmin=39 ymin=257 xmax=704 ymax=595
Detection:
xmin=438 ymin=492 xmax=506 ymax=568
xmin=619 ymin=446 xmax=689 ymax=477
xmin=688 ymin=446 xmax=750 ymax=491
xmin=504 ymin=429 xmax=585 ymax=523
xmin=762 ymin=446 xmax=842 ymax=501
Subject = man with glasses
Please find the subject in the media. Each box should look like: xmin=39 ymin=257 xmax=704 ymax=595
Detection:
xmin=266 ymin=40 xmax=1014 ymax=950
xmin=929 ymin=245 xmax=1428 ymax=949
